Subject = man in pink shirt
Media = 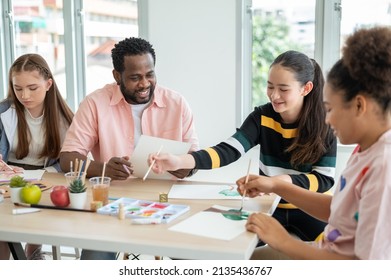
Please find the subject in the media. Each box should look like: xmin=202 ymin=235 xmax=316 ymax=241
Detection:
xmin=59 ymin=37 xmax=199 ymax=260
xmin=60 ymin=37 xmax=199 ymax=181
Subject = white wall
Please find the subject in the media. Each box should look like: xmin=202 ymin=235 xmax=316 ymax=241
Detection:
xmin=332 ymin=143 xmax=355 ymax=190
xmin=140 ymin=0 xmax=242 ymax=147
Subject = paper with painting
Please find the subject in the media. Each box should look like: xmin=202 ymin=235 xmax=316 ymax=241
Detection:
xmin=168 ymin=184 xmax=245 ymax=200
xmin=169 ymin=205 xmax=252 ymax=241
xmin=131 ymin=135 xmax=191 ymax=180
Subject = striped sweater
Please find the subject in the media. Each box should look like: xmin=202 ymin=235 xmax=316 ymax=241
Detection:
xmin=191 ymin=103 xmax=337 ymax=208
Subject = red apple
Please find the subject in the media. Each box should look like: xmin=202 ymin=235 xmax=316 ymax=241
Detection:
xmin=50 ymin=185 xmax=70 ymax=207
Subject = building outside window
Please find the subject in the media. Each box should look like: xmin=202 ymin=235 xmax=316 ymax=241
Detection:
xmin=11 ymin=0 xmax=138 ymax=101
xmin=251 ymin=0 xmax=316 ymax=107
xmin=251 ymin=0 xmax=391 ymax=108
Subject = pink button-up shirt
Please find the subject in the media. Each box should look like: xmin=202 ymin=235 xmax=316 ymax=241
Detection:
xmin=61 ymin=83 xmax=199 ymax=162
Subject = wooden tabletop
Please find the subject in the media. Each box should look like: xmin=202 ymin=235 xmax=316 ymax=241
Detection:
xmin=0 ymin=172 xmax=277 ymax=260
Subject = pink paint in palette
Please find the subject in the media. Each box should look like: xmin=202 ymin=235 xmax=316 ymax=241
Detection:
xmin=97 ymin=197 xmax=190 ymax=223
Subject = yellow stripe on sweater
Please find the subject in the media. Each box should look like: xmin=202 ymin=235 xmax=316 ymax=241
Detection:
xmin=307 ymin=174 xmax=319 ymax=192
xmin=278 ymin=174 xmax=319 ymax=209
xmin=205 ymin=148 xmax=220 ymax=168
xmin=261 ymin=116 xmax=298 ymax=139
xmin=277 ymin=203 xmax=298 ymax=209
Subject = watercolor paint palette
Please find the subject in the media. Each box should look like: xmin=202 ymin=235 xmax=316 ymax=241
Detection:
xmin=97 ymin=197 xmax=190 ymax=224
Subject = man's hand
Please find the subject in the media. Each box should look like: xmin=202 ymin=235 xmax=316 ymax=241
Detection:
xmin=105 ymin=156 xmax=133 ymax=180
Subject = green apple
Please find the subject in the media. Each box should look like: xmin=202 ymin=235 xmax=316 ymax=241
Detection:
xmin=20 ymin=184 xmax=42 ymax=204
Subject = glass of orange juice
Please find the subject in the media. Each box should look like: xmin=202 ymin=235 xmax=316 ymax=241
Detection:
xmin=89 ymin=177 xmax=111 ymax=206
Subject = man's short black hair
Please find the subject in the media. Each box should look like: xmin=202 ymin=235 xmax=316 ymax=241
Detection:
xmin=111 ymin=37 xmax=156 ymax=73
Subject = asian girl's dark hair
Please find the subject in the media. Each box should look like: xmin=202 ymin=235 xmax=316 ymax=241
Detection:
xmin=271 ymin=50 xmax=334 ymax=166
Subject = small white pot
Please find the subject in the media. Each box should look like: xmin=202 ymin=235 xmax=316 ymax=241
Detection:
xmin=10 ymin=187 xmax=23 ymax=203
xmin=69 ymin=192 xmax=87 ymax=209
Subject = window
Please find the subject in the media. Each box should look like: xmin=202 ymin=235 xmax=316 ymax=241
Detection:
xmin=12 ymin=0 xmax=67 ymax=96
xmin=84 ymin=0 xmax=138 ymax=95
xmin=1 ymin=0 xmax=66 ymax=97
xmin=340 ymin=0 xmax=391 ymax=50
xmin=1 ymin=0 xmax=138 ymax=111
xmin=251 ymin=0 xmax=317 ymax=108
xmin=5 ymin=1 xmax=389 ymax=114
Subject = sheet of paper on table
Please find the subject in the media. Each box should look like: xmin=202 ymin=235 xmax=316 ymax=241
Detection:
xmin=169 ymin=205 xmax=253 ymax=241
xmin=0 ymin=169 xmax=45 ymax=182
xmin=169 ymin=184 xmax=246 ymax=200
xmin=131 ymin=135 xmax=191 ymax=180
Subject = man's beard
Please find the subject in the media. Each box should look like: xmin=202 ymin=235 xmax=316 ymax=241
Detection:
xmin=120 ymin=82 xmax=154 ymax=104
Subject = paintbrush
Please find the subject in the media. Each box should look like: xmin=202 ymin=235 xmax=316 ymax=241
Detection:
xmin=0 ymin=159 xmax=16 ymax=173
xmin=14 ymin=202 xmax=95 ymax=213
xmin=143 ymin=145 xmax=163 ymax=181
xmin=238 ymin=159 xmax=252 ymax=212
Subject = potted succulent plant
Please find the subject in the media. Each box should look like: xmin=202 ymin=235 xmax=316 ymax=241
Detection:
xmin=9 ymin=175 xmax=27 ymax=203
xmin=68 ymin=177 xmax=87 ymax=209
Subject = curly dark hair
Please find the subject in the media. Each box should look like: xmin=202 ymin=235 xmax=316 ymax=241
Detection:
xmin=327 ymin=26 xmax=391 ymax=113
xmin=111 ymin=37 xmax=156 ymax=73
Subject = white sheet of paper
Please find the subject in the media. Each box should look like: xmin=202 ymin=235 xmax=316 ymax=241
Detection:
xmin=169 ymin=184 xmax=243 ymax=199
xmin=131 ymin=135 xmax=191 ymax=180
xmin=169 ymin=205 xmax=248 ymax=240
xmin=0 ymin=169 xmax=45 ymax=182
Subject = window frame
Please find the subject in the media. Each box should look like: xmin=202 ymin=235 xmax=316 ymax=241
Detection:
xmin=0 ymin=0 xmax=87 ymax=112
xmin=63 ymin=0 xmax=87 ymax=111
xmin=314 ymin=0 xmax=341 ymax=74
xmin=0 ymin=0 xmax=15 ymax=97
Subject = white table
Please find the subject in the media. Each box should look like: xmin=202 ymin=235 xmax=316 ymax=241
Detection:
xmin=0 ymin=172 xmax=277 ymax=260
